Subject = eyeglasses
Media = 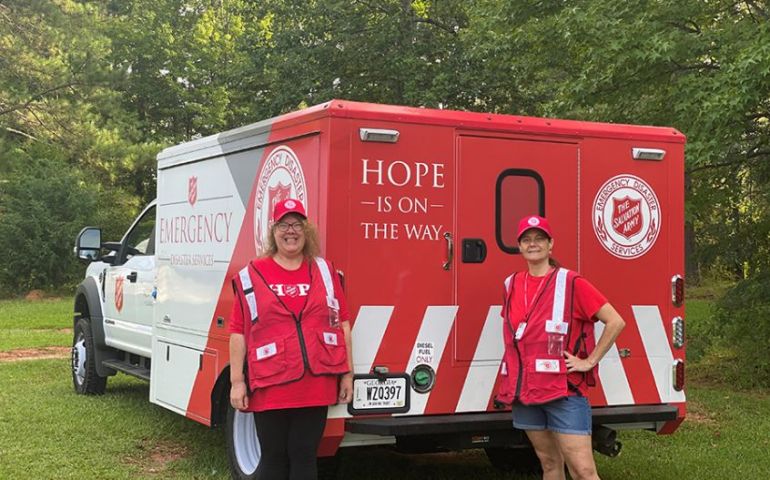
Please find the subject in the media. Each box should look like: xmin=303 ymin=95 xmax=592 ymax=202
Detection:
xmin=276 ymin=221 xmax=304 ymax=232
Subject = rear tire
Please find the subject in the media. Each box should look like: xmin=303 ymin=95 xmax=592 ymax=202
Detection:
xmin=71 ymin=317 xmax=107 ymax=395
xmin=485 ymin=446 xmax=542 ymax=474
xmin=226 ymin=405 xmax=261 ymax=480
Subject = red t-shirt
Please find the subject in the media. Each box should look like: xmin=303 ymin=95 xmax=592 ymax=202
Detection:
xmin=517 ymin=271 xmax=607 ymax=322
xmin=229 ymin=257 xmax=350 ymax=412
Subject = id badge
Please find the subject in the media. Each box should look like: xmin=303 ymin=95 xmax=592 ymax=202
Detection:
xmin=515 ymin=322 xmax=527 ymax=341
xmin=327 ymin=296 xmax=340 ymax=327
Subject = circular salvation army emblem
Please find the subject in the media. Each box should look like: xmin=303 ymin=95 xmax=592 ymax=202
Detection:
xmin=253 ymin=146 xmax=307 ymax=253
xmin=592 ymin=174 xmax=661 ymax=259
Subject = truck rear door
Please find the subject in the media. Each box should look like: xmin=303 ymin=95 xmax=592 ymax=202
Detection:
xmin=439 ymin=134 xmax=579 ymax=414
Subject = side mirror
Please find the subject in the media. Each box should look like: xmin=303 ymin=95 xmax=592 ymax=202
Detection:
xmin=75 ymin=227 xmax=102 ymax=262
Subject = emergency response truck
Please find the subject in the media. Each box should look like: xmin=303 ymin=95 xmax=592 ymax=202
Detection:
xmin=72 ymin=99 xmax=686 ymax=478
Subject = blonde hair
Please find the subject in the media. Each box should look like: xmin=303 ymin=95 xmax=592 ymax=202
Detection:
xmin=262 ymin=218 xmax=320 ymax=259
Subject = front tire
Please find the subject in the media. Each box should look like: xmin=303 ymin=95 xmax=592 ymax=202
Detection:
xmin=226 ymin=405 xmax=261 ymax=480
xmin=71 ymin=317 xmax=107 ymax=395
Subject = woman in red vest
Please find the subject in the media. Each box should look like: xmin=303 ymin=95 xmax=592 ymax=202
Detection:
xmin=229 ymin=198 xmax=353 ymax=480
xmin=499 ymin=215 xmax=625 ymax=480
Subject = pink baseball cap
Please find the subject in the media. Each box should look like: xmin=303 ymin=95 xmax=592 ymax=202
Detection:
xmin=273 ymin=199 xmax=307 ymax=222
xmin=517 ymin=215 xmax=553 ymax=241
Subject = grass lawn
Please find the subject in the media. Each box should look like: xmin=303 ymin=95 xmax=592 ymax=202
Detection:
xmin=2 ymin=294 xmax=767 ymax=479
xmin=1 ymin=357 xmax=768 ymax=479
xmin=0 ymin=298 xmax=72 ymax=351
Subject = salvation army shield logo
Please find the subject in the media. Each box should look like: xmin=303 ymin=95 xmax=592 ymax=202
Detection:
xmin=268 ymin=183 xmax=292 ymax=216
xmin=611 ymin=196 xmax=642 ymax=239
xmin=253 ymin=145 xmax=307 ymax=254
xmin=115 ymin=277 xmax=124 ymax=312
xmin=188 ymin=176 xmax=198 ymax=206
xmin=593 ymin=174 xmax=661 ymax=259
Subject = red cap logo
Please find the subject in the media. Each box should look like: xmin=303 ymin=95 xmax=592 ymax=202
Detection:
xmin=272 ymin=198 xmax=307 ymax=222
xmin=517 ymin=215 xmax=553 ymax=241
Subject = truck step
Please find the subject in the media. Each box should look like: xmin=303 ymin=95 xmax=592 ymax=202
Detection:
xmin=346 ymin=405 xmax=680 ymax=436
xmin=102 ymin=359 xmax=151 ymax=381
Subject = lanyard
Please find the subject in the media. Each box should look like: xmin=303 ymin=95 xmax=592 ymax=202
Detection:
xmin=523 ymin=268 xmax=553 ymax=319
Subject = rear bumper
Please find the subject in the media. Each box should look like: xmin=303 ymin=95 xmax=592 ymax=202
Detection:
xmin=345 ymin=404 xmax=680 ymax=436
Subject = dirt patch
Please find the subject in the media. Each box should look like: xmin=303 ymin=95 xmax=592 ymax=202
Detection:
xmin=686 ymin=410 xmax=718 ymax=427
xmin=124 ymin=439 xmax=189 ymax=475
xmin=686 ymin=398 xmax=718 ymax=426
xmin=0 ymin=346 xmax=70 ymax=362
xmin=25 ymin=290 xmax=46 ymax=301
xmin=21 ymin=328 xmax=73 ymax=334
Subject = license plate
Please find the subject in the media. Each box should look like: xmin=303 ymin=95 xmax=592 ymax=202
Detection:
xmin=349 ymin=374 xmax=410 ymax=414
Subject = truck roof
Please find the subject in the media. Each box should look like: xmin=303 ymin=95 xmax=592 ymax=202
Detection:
xmin=157 ymin=99 xmax=685 ymax=167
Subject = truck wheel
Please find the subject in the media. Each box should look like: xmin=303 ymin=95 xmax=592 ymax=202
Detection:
xmin=484 ymin=446 xmax=542 ymax=474
xmin=72 ymin=317 xmax=107 ymax=395
xmin=226 ymin=405 xmax=261 ymax=479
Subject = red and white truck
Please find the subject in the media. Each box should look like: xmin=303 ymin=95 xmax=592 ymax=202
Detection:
xmin=72 ymin=99 xmax=686 ymax=478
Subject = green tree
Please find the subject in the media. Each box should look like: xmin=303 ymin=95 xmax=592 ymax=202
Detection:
xmin=466 ymin=0 xmax=770 ymax=279
xmin=0 ymin=149 xmax=136 ymax=294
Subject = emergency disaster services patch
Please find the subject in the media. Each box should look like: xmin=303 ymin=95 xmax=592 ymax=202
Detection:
xmin=593 ymin=174 xmax=661 ymax=259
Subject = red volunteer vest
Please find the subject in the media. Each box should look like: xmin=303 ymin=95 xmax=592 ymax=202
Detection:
xmin=497 ymin=268 xmax=596 ymax=405
xmin=232 ymin=257 xmax=349 ymax=391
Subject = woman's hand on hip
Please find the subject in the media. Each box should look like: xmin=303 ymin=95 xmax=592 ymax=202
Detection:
xmin=563 ymin=351 xmax=596 ymax=373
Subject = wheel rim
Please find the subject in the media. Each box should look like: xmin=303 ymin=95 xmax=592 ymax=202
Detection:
xmin=72 ymin=334 xmax=86 ymax=386
xmin=233 ymin=409 xmax=261 ymax=474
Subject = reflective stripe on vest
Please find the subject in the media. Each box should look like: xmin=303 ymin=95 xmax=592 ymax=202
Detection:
xmin=545 ymin=268 xmax=569 ymax=335
xmin=314 ymin=257 xmax=339 ymax=311
xmin=239 ymin=267 xmax=258 ymax=323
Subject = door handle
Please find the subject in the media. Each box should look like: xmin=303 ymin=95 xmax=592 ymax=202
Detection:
xmin=443 ymin=232 xmax=453 ymax=270
xmin=126 ymin=271 xmax=138 ymax=283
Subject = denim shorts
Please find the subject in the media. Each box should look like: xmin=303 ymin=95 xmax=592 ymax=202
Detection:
xmin=512 ymin=395 xmax=592 ymax=435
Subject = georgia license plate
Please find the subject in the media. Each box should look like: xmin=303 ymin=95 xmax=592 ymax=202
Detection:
xmin=351 ymin=376 xmax=409 ymax=412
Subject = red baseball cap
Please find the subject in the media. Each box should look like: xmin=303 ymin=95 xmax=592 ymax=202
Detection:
xmin=273 ymin=199 xmax=307 ymax=222
xmin=517 ymin=215 xmax=553 ymax=241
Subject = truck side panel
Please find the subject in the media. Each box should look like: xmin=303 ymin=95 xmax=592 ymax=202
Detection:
xmin=169 ymin=120 xmax=328 ymax=425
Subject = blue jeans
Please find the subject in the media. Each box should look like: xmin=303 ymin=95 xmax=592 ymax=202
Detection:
xmin=512 ymin=395 xmax=592 ymax=435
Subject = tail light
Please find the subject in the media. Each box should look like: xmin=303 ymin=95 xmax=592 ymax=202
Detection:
xmin=672 ymin=359 xmax=685 ymax=391
xmin=671 ymin=275 xmax=684 ymax=307
xmin=671 ymin=316 xmax=685 ymax=349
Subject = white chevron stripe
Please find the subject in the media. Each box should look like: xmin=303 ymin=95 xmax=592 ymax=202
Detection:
xmin=396 ymin=305 xmax=458 ymax=416
xmin=456 ymin=306 xmax=505 ymax=412
xmin=595 ymin=322 xmax=634 ymax=405
xmin=633 ymin=306 xmax=686 ymax=403
xmin=328 ymin=306 xmax=393 ymax=419
xmin=350 ymin=306 xmax=394 ymax=373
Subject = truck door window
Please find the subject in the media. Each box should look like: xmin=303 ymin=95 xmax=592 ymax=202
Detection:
xmin=123 ymin=206 xmax=156 ymax=260
xmin=496 ymin=170 xmax=544 ymax=253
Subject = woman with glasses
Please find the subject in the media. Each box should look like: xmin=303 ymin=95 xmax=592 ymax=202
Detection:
xmin=229 ymin=198 xmax=353 ymax=480
xmin=497 ymin=215 xmax=625 ymax=480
